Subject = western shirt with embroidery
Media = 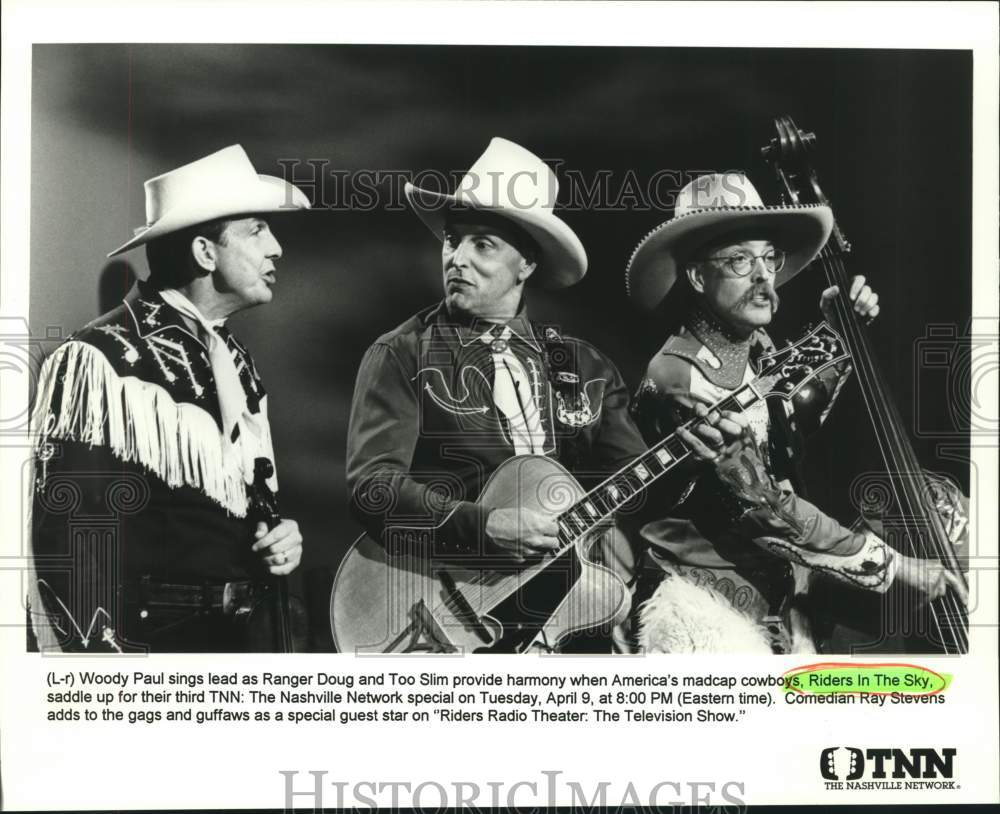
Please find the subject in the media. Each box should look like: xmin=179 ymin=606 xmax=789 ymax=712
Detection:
xmin=346 ymin=301 xmax=651 ymax=557
xmin=28 ymin=288 xmax=277 ymax=651
xmin=630 ymin=308 xmax=894 ymax=593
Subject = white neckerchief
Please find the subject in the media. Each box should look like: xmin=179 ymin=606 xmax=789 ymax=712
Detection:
xmin=159 ymin=289 xmax=276 ymax=488
xmin=480 ymin=325 xmax=546 ymax=455
xmin=159 ymin=288 xmax=248 ymax=444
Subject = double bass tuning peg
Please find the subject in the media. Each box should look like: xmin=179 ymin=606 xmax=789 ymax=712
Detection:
xmin=761 ymin=116 xmax=816 ymax=161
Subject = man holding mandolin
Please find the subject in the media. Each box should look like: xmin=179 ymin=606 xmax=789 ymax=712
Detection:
xmin=626 ymin=171 xmax=967 ymax=654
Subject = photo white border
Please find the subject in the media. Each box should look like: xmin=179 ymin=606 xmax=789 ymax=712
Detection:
xmin=2 ymin=2 xmax=997 ymax=810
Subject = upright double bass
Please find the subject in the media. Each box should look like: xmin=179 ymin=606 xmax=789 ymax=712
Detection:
xmin=760 ymin=116 xmax=969 ymax=655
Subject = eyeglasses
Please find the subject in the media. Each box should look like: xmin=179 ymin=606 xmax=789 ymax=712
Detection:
xmin=699 ymin=249 xmax=786 ymax=277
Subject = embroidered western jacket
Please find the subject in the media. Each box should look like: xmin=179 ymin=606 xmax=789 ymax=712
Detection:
xmin=346 ymin=301 xmax=654 ymax=556
xmin=630 ymin=308 xmax=897 ymax=596
xmin=28 ymin=289 xmax=277 ymax=651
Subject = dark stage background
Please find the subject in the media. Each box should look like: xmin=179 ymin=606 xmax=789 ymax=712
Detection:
xmin=30 ymin=45 xmax=972 ymax=649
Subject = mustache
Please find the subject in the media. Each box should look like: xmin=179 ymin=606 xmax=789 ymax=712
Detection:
xmin=740 ymin=284 xmax=780 ymax=311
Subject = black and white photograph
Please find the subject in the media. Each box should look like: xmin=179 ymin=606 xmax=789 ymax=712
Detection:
xmin=1 ymin=1 xmax=997 ymax=811
xmin=23 ymin=42 xmax=976 ymax=657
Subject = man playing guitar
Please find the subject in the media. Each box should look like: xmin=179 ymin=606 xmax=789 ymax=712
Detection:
xmin=343 ymin=139 xmax=736 ymax=653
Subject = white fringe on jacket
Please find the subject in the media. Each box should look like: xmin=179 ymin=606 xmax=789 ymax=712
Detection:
xmin=31 ymin=340 xmax=272 ymax=517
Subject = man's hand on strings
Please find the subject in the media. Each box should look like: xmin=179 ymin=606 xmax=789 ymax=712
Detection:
xmin=678 ymin=402 xmax=785 ymax=511
xmin=821 ymin=274 xmax=880 ymax=330
xmin=486 ymin=508 xmax=560 ymax=563
xmin=677 ymin=401 xmax=751 ymax=465
xmin=895 ymin=554 xmax=968 ymax=606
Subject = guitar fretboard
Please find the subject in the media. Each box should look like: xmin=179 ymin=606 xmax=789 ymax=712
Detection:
xmin=554 ymin=382 xmax=762 ymax=547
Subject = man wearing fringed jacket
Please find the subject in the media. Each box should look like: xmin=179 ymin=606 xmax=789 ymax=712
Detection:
xmin=27 ymin=145 xmax=309 ymax=652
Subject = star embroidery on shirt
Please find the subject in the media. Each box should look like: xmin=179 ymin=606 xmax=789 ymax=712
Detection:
xmin=96 ymin=325 xmax=140 ymax=364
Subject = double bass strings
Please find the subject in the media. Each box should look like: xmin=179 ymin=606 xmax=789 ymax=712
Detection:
xmin=764 ymin=116 xmax=966 ymax=655
xmin=825 ymin=248 xmax=967 ymax=655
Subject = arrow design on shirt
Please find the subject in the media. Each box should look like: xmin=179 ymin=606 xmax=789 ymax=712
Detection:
xmin=35 ymin=579 xmax=121 ymax=651
xmin=419 ymin=366 xmax=491 ymax=416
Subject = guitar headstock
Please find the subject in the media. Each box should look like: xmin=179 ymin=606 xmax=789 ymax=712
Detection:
xmin=754 ymin=322 xmax=849 ymax=401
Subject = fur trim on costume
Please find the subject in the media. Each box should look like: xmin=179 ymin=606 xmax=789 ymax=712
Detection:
xmin=32 ymin=341 xmax=249 ymax=517
xmin=637 ymin=571 xmax=771 ymax=654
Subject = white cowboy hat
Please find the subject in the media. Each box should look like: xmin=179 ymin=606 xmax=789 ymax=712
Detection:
xmin=625 ymin=173 xmax=833 ymax=310
xmin=108 ymin=144 xmax=311 ymax=257
xmin=404 ymin=137 xmax=587 ymax=289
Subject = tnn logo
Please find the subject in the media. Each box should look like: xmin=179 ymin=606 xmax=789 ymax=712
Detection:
xmin=820 ymin=747 xmax=956 ymax=780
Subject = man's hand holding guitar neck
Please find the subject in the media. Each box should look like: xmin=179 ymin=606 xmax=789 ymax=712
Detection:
xmin=484 ymin=407 xmax=747 ymax=563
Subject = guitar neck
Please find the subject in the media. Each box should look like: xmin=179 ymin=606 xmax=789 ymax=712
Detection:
xmin=554 ymin=384 xmax=760 ymax=547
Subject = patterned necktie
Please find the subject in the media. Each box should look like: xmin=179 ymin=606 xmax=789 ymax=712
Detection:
xmin=481 ymin=325 xmax=546 ymax=455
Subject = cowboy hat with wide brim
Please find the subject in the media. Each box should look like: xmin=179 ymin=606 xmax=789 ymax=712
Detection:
xmin=108 ymin=145 xmax=311 ymax=257
xmin=404 ymin=137 xmax=587 ymax=289
xmin=626 ymin=173 xmax=833 ymax=310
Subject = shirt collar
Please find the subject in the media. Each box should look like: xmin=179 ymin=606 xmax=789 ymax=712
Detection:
xmin=127 ymin=282 xmax=207 ymax=344
xmin=438 ymin=300 xmax=541 ymax=352
xmin=684 ymin=304 xmax=756 ymax=381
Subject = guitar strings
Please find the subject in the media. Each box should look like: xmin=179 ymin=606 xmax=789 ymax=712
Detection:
xmin=457 ymin=241 xmax=967 ymax=653
xmin=463 ymin=331 xmax=859 ymax=636
xmin=463 ymin=417 xmax=708 ymax=611
xmin=462 ymin=360 xmax=792 ymax=615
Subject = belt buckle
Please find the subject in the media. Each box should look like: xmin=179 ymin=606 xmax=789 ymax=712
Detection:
xmin=223 ymin=581 xmax=255 ymax=620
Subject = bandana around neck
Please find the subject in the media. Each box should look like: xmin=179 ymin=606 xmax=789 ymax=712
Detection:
xmin=684 ymin=305 xmax=756 ymax=388
xmin=158 ymin=288 xmax=247 ymax=443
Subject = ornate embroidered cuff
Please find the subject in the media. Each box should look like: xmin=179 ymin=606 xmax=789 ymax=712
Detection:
xmin=753 ymin=531 xmax=898 ymax=593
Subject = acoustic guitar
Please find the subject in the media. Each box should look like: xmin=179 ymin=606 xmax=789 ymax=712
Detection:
xmin=331 ymin=323 xmax=848 ymax=654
